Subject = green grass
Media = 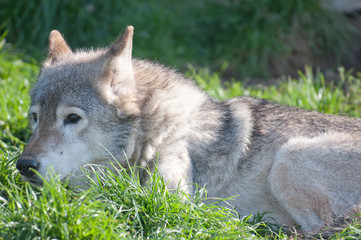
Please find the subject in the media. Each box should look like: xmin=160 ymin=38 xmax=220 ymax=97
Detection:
xmin=1 ymin=156 xmax=281 ymax=239
xmin=0 ymin=40 xmax=38 ymax=148
xmin=0 ymin=0 xmax=353 ymax=78
xmin=1 ymin=44 xmax=361 ymax=239
xmin=189 ymin=65 xmax=361 ymax=117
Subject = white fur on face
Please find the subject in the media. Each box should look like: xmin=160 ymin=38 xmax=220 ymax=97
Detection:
xmin=36 ymin=139 xmax=91 ymax=182
xmin=34 ymin=106 xmax=93 ymax=182
xmin=33 ymin=105 xmax=131 ymax=183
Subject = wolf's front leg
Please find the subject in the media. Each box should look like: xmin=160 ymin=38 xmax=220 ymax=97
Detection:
xmin=157 ymin=152 xmax=194 ymax=196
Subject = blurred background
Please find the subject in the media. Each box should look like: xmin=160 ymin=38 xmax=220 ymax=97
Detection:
xmin=0 ymin=0 xmax=360 ymax=80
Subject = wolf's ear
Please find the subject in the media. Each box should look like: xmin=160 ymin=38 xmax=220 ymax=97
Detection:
xmin=104 ymin=25 xmax=134 ymax=78
xmin=47 ymin=30 xmax=72 ymax=63
xmin=108 ymin=25 xmax=134 ymax=62
xmin=99 ymin=26 xmax=140 ymax=117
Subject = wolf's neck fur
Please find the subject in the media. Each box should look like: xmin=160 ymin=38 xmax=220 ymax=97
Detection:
xmin=132 ymin=59 xmax=209 ymax=158
xmin=131 ymin=59 xmax=253 ymax=188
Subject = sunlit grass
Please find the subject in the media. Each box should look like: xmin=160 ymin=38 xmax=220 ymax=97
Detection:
xmin=0 ymin=45 xmax=38 ymax=148
xmin=189 ymin=65 xmax=361 ymax=117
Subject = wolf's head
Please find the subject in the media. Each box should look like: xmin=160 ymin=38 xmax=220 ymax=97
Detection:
xmin=17 ymin=26 xmax=141 ymax=186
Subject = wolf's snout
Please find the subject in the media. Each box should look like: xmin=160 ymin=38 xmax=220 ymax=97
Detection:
xmin=16 ymin=157 xmax=39 ymax=177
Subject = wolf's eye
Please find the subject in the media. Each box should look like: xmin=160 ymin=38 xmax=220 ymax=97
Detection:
xmin=31 ymin=113 xmax=38 ymax=123
xmin=64 ymin=113 xmax=81 ymax=125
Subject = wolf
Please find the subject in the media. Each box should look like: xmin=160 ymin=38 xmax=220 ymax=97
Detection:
xmin=17 ymin=26 xmax=361 ymax=232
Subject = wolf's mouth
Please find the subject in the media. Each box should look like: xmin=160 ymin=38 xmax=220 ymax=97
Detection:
xmin=24 ymin=175 xmax=70 ymax=187
xmin=26 ymin=178 xmax=43 ymax=187
xmin=60 ymin=174 xmax=70 ymax=183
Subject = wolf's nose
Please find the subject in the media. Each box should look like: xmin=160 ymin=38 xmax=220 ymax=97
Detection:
xmin=16 ymin=158 xmax=39 ymax=177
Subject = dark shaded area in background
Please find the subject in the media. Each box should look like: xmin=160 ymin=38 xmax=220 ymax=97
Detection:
xmin=0 ymin=0 xmax=360 ymax=79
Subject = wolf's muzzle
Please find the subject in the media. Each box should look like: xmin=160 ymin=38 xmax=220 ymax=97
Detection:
xmin=16 ymin=157 xmax=39 ymax=177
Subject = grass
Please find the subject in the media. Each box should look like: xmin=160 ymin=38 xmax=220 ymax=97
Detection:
xmin=0 ymin=39 xmax=38 ymax=148
xmin=1 ymin=155 xmax=281 ymax=239
xmin=1 ymin=43 xmax=361 ymax=239
xmin=0 ymin=0 xmax=354 ymax=78
xmin=189 ymin=65 xmax=361 ymax=117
